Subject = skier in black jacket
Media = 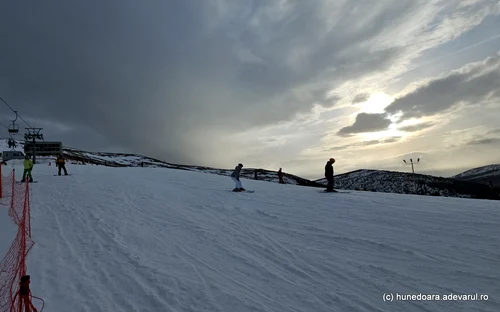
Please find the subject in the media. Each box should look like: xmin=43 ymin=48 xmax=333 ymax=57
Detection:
xmin=325 ymin=158 xmax=335 ymax=192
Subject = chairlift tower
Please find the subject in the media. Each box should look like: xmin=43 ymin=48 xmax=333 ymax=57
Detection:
xmin=24 ymin=128 xmax=44 ymax=164
xmin=403 ymin=158 xmax=420 ymax=194
xmin=403 ymin=158 xmax=419 ymax=174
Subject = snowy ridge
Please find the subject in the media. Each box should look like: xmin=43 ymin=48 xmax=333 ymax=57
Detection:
xmin=2 ymin=163 xmax=498 ymax=312
xmin=60 ymin=146 xmax=324 ymax=187
xmin=452 ymin=164 xmax=500 ymax=184
xmin=60 ymin=145 xmax=499 ymax=199
xmin=2 ymin=139 xmax=322 ymax=186
xmin=3 ymin=138 xmax=498 ymax=199
xmin=315 ymin=169 xmax=499 ymax=200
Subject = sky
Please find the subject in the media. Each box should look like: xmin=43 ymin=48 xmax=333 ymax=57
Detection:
xmin=0 ymin=0 xmax=499 ymax=180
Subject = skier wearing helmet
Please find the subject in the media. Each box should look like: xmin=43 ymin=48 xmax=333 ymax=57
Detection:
xmin=324 ymin=158 xmax=335 ymax=192
xmin=231 ymin=163 xmax=245 ymax=191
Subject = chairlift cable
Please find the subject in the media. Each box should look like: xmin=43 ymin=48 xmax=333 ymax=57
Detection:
xmin=0 ymin=95 xmax=33 ymax=128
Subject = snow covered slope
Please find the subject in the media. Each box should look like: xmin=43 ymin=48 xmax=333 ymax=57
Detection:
xmin=0 ymin=138 xmax=322 ymax=186
xmin=315 ymin=169 xmax=499 ymax=200
xmin=2 ymin=137 xmax=497 ymax=198
xmin=1 ymin=164 xmax=499 ymax=312
xmin=452 ymin=164 xmax=500 ymax=185
xmin=60 ymin=146 xmax=324 ymax=187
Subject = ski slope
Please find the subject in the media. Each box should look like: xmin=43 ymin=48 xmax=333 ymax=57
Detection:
xmin=1 ymin=163 xmax=499 ymax=312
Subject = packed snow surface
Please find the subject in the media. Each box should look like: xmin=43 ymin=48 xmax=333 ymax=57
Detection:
xmin=1 ymin=163 xmax=499 ymax=312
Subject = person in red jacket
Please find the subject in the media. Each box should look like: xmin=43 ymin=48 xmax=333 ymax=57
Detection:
xmin=278 ymin=168 xmax=285 ymax=184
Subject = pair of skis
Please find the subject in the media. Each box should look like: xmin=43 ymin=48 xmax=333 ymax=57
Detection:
xmin=228 ymin=189 xmax=350 ymax=194
xmin=228 ymin=189 xmax=255 ymax=193
xmin=319 ymin=189 xmax=351 ymax=193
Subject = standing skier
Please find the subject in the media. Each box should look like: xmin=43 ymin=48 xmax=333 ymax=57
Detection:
xmin=21 ymin=155 xmax=34 ymax=183
xmin=231 ymin=163 xmax=245 ymax=191
xmin=324 ymin=158 xmax=335 ymax=192
xmin=56 ymin=154 xmax=68 ymax=176
xmin=278 ymin=168 xmax=285 ymax=184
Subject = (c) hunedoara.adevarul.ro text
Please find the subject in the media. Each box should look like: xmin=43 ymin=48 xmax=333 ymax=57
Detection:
xmin=383 ymin=293 xmax=489 ymax=302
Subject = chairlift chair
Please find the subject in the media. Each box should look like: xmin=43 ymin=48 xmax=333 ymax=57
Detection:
xmin=8 ymin=122 xmax=19 ymax=134
xmin=8 ymin=111 xmax=19 ymax=134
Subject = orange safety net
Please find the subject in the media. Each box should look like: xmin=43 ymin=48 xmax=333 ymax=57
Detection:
xmin=0 ymin=168 xmax=43 ymax=312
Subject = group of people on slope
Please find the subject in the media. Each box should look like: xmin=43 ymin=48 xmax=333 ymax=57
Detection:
xmin=21 ymin=154 xmax=69 ymax=182
xmin=230 ymin=158 xmax=336 ymax=192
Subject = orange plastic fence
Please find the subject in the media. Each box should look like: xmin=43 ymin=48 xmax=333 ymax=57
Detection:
xmin=0 ymin=169 xmax=43 ymax=312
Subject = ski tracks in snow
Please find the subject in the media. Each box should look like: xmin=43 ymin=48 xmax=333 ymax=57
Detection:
xmin=33 ymin=183 xmax=179 ymax=311
xmin=27 ymin=167 xmax=500 ymax=312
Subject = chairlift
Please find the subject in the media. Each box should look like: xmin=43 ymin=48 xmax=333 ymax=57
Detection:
xmin=8 ymin=111 xmax=19 ymax=134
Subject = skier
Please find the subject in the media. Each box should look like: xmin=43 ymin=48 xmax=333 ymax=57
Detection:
xmin=56 ymin=154 xmax=68 ymax=176
xmin=21 ymin=155 xmax=34 ymax=183
xmin=278 ymin=168 xmax=284 ymax=184
xmin=324 ymin=158 xmax=335 ymax=192
xmin=231 ymin=163 xmax=245 ymax=191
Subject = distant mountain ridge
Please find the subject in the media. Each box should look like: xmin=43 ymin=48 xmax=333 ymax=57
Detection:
xmin=60 ymin=146 xmax=325 ymax=188
xmin=60 ymin=146 xmax=499 ymax=200
xmin=452 ymin=164 xmax=500 ymax=185
xmin=2 ymin=138 xmax=498 ymax=200
xmin=314 ymin=169 xmax=499 ymax=200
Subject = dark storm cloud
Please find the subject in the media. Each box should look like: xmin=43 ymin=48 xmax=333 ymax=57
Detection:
xmin=466 ymin=137 xmax=500 ymax=145
xmin=398 ymin=122 xmax=435 ymax=132
xmin=338 ymin=113 xmax=392 ymax=136
xmin=488 ymin=128 xmax=500 ymax=134
xmin=318 ymin=95 xmax=341 ymax=108
xmin=325 ymin=136 xmax=401 ymax=151
xmin=0 ymin=0 xmax=455 ymax=164
xmin=352 ymin=93 xmax=370 ymax=104
xmin=382 ymin=137 xmax=400 ymax=143
xmin=385 ymin=53 xmax=500 ymax=120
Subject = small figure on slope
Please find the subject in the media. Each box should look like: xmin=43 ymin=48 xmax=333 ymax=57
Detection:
xmin=56 ymin=154 xmax=68 ymax=176
xmin=21 ymin=155 xmax=34 ymax=183
xmin=231 ymin=163 xmax=245 ymax=192
xmin=324 ymin=158 xmax=335 ymax=192
xmin=278 ymin=168 xmax=285 ymax=184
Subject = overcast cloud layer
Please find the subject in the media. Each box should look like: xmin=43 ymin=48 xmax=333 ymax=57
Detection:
xmin=1 ymin=0 xmax=499 ymax=178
